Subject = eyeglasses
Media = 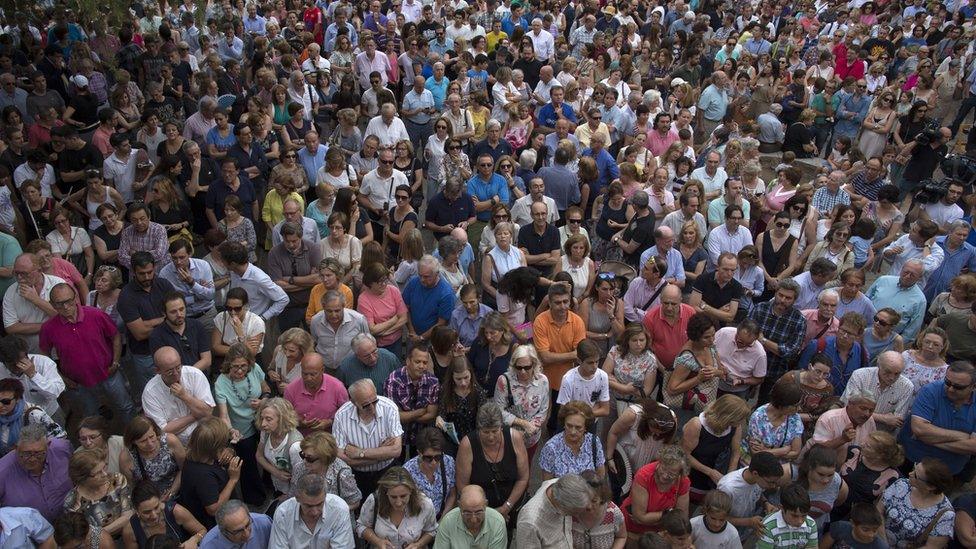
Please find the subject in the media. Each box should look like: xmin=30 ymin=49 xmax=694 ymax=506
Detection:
xmin=360 ymin=398 xmax=379 ymax=409
xmin=568 ymin=218 xmax=582 ymax=224
xmin=299 ymin=451 xmax=318 ymax=463
xmin=380 ymin=159 xmax=394 ymax=165
xmin=945 ymin=379 xmax=973 ymax=391
xmin=478 ymin=162 xmax=494 ymax=167
xmin=494 ymin=214 xmax=509 ymax=220
xmin=223 ymin=517 xmax=253 ymax=536
xmin=775 ymin=222 xmax=790 ymax=228
xmin=448 ymin=145 xmax=461 ymax=150
xmin=513 ymin=364 xmax=534 ymax=371
xmin=421 ymin=453 xmax=443 ymax=463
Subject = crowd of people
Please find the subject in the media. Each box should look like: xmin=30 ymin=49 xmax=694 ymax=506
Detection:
xmin=2 ymin=0 xmax=976 ymax=547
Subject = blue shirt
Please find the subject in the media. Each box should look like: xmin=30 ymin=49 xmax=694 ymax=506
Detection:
xmin=425 ymin=76 xmax=449 ymax=111
xmin=324 ymin=22 xmax=358 ymax=53
xmin=450 ymin=303 xmax=493 ymax=347
xmin=298 ymin=144 xmax=329 ymax=184
xmin=865 ymin=275 xmax=927 ymax=341
xmin=640 ymin=246 xmax=686 ymax=282
xmin=899 ymin=381 xmax=976 ymax=474
xmin=501 ymin=15 xmax=528 ymax=37
xmin=429 ymin=37 xmax=454 ymax=57
xmin=466 ymin=173 xmax=510 ymax=222
xmin=580 ymin=148 xmax=619 ymax=194
xmin=538 ymin=102 xmax=578 ymax=129
xmin=836 ymin=93 xmax=871 ymax=138
xmin=200 ymin=513 xmax=272 ymax=548
xmin=697 ymin=84 xmax=729 ymax=122
xmin=402 ymin=275 xmax=457 ymax=335
xmin=0 ymin=507 xmax=53 ymax=549
xmin=798 ymin=336 xmax=867 ymax=395
xmin=924 ymin=237 xmax=976 ymax=302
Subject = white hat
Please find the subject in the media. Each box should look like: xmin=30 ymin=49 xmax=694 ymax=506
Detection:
xmin=671 ymin=77 xmax=688 ymax=87
xmin=70 ymin=74 xmax=88 ymax=88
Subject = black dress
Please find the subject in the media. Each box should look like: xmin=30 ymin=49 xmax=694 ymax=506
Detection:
xmin=688 ymin=416 xmax=735 ymax=500
xmin=758 ymin=230 xmax=796 ymax=302
xmin=468 ymin=428 xmax=521 ymax=510
xmin=178 ymin=460 xmax=228 ymax=530
xmin=128 ymin=501 xmax=191 ymax=547
xmin=20 ymin=198 xmax=56 ymax=242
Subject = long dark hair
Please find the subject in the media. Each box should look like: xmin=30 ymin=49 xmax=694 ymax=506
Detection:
xmin=637 ymin=399 xmax=677 ymax=441
xmin=440 ymin=357 xmax=484 ymax=414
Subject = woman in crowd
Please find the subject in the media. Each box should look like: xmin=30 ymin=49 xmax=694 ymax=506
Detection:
xmin=468 ymin=312 xmax=516 ymax=395
xmin=0 ymin=378 xmax=65 ymax=456
xmin=901 ymin=326 xmax=950 ymax=397
xmin=804 ymin=222 xmax=855 ymax=274
xmin=205 ymin=108 xmax=236 ymax=158
xmin=404 ymin=427 xmax=457 ymax=519
xmin=77 ymin=416 xmax=125 ymax=475
xmin=47 ymin=207 xmax=94 ymax=281
xmin=211 ymin=287 xmax=266 ymax=359
xmin=553 ymin=234 xmax=595 ymax=302
xmin=863 ymin=308 xmax=905 ymax=366
xmin=678 ymin=220 xmax=708 ymax=297
xmin=456 ymin=402 xmax=530 ymax=523
xmin=119 ymin=416 xmax=185 ymax=502
xmin=592 ymin=181 xmax=633 ymax=262
xmin=437 ymin=236 xmax=471 ymax=295
xmin=879 ymin=458 xmax=955 ymax=548
xmin=740 ymin=379 xmax=804 ymax=465
xmin=385 ymin=184 xmax=418 ymax=264
xmin=87 ymin=266 xmax=123 ymax=333
xmin=665 ymin=313 xmax=720 ymax=421
xmin=357 ymin=466 xmax=438 ymax=548
xmin=177 ymin=417 xmax=242 ymax=530
xmin=539 ymin=400 xmax=606 ymax=480
xmin=393 ymin=140 xmax=425 ymax=201
xmin=761 ymin=167 xmax=802 ymax=225
xmin=755 ymin=211 xmax=801 ymax=301
xmin=20 ymin=179 xmax=56 ymax=242
xmin=681 ymin=394 xmax=752 ymax=503
xmin=148 ymin=177 xmax=192 ymax=244
xmin=868 ymin=185 xmax=904 ymax=255
xmin=218 ymin=195 xmax=258 ymax=262
xmin=479 ymin=203 xmax=516 ymax=255
xmin=319 ymin=211 xmax=362 ymax=286
xmin=777 ymin=352 xmax=836 ymax=434
xmin=928 ymin=273 xmax=976 ymax=320
xmin=603 ymin=324 xmax=658 ymax=414
xmin=572 ymin=470 xmax=626 ymax=549
xmin=306 ymin=184 xmax=336 ymax=239
xmin=481 ymin=221 xmax=526 ymax=317
xmin=288 ymin=432 xmax=361 ymax=511
xmin=357 ymin=262 xmax=408 ymax=357
xmin=70 ymin=169 xmax=125 ymax=232
xmin=832 ymin=430 xmax=903 ymax=521
xmin=579 ymin=274 xmax=626 ymax=359
xmin=605 ymin=397 xmax=678 ymax=481
xmin=268 ymin=328 xmax=313 ymax=395
xmin=305 ymin=258 xmax=356 ymax=322
xmin=65 ymin=448 xmax=133 ymax=537
xmin=493 ymin=344 xmax=549 ymax=462
xmin=437 ymin=358 xmax=485 ymax=457
xmin=621 ymin=445 xmax=691 ymax=541
xmin=255 ymin=397 xmax=303 ymax=500
xmin=121 ymin=481 xmax=206 ymax=548
xmin=776 ymin=444 xmax=848 ymax=533
xmin=92 ymin=204 xmax=126 ymax=271
xmin=214 ymin=343 xmax=269 ymax=506
xmin=275 ymin=147 xmax=312 ymax=195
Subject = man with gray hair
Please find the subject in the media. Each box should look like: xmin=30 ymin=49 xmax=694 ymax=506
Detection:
xmin=271 ymin=199 xmax=321 ymax=247
xmin=757 ymin=103 xmax=786 ymax=152
xmin=529 ymin=18 xmax=554 ymax=62
xmin=0 ymin=423 xmax=73 ymax=522
xmin=802 ymin=388 xmax=878 ymax=463
xmin=511 ymin=177 xmax=558 ymax=226
xmin=515 ymin=473 xmax=594 ymax=547
xmin=309 ymin=290 xmax=369 ymax=369
xmin=800 ymin=288 xmax=840 ymax=348
xmin=337 ymin=332 xmax=400 ymax=395
xmin=866 ymin=259 xmax=928 ymax=340
xmin=267 ymin=220 xmax=322 ymax=332
xmin=403 ymin=255 xmax=457 ymax=343
xmin=183 ymin=96 xmax=217 ymax=146
xmin=201 ymin=499 xmax=273 ymax=547
xmin=269 ymin=472 xmax=354 ymax=548
xmin=843 ymin=350 xmax=914 ymax=431
xmin=333 ymin=378 xmax=403 ymax=498
xmin=434 ymin=485 xmax=507 ymax=548
xmin=924 ymin=218 xmax=976 ymax=302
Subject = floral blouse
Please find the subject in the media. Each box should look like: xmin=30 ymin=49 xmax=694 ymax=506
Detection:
xmin=493 ymin=373 xmax=550 ymax=448
xmin=901 ymin=350 xmax=948 ymax=398
xmin=882 ymin=478 xmax=954 ymax=546
xmin=290 ymin=457 xmax=361 ymax=506
xmin=539 ymin=432 xmax=605 ymax=477
xmin=606 ymin=345 xmax=658 ymax=402
xmin=572 ymin=501 xmax=624 ymax=549
xmin=740 ymin=404 xmax=804 ymax=464
xmin=0 ymin=407 xmax=67 ymax=456
xmin=404 ymin=454 xmax=456 ymax=514
xmin=218 ymin=217 xmax=258 ymax=263
xmin=64 ymin=473 xmax=133 ymax=529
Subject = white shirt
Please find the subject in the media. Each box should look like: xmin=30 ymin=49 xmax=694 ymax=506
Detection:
xmin=556 ymin=367 xmax=610 ymax=408
xmin=269 ymin=494 xmax=354 ymax=549
xmin=213 ymin=310 xmax=266 ymax=353
xmin=230 ymin=264 xmax=289 ymax=320
xmin=332 ymin=396 xmax=404 ymax=472
xmin=364 ymin=116 xmax=410 ymax=147
xmin=691 ymin=515 xmax=742 ymax=549
xmin=360 ymin=168 xmax=409 ymax=211
xmin=0 ymin=354 xmax=64 ymax=416
xmin=717 ymin=468 xmax=763 ymax=518
xmin=530 ymin=28 xmax=555 ymax=60
xmin=142 ymin=366 xmax=215 ymax=445
xmin=690 ymin=166 xmax=729 ymax=196
xmin=510 ymin=195 xmax=559 ymax=226
xmin=356 ymin=493 xmax=438 ymax=546
xmin=102 ymin=151 xmax=141 ymax=203
xmin=3 ymin=274 xmax=64 ymax=353
xmin=13 ymin=163 xmax=55 ymax=198
xmin=271 ymin=218 xmax=321 ymax=247
xmin=923 ymin=201 xmax=965 ymax=230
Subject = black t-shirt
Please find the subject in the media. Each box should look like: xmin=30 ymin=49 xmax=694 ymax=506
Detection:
xmin=904 ymin=143 xmax=948 ymax=183
xmin=863 ymin=38 xmax=896 ymax=61
xmin=178 ymin=460 xmax=227 ymax=530
xmin=149 ymin=318 xmax=210 ymax=364
xmin=418 ymin=20 xmax=443 ymax=42
xmin=621 ymin=212 xmax=655 ymax=267
xmin=68 ymin=93 xmax=100 ymax=127
xmin=57 ymin=144 xmax=103 ymax=195
xmin=517 ymin=223 xmax=561 ymax=276
xmin=513 ymin=58 xmax=545 ymax=89
xmin=784 ymin=122 xmax=814 ymax=158
xmin=692 ymin=271 xmax=743 ymax=311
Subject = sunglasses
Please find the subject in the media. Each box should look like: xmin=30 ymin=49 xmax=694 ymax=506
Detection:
xmin=284 ymin=153 xmax=297 ymax=159
xmin=421 ymin=454 xmax=443 ymax=463
xmin=568 ymin=218 xmax=582 ymax=224
xmin=597 ymin=272 xmax=616 ymax=281
xmin=299 ymin=451 xmax=318 ymax=463
xmin=513 ymin=364 xmax=533 ymax=371
xmin=380 ymin=159 xmax=394 ymax=165
xmin=479 ymin=162 xmax=494 ymax=167
xmin=449 ymin=145 xmax=461 ymax=150
xmin=494 ymin=214 xmax=510 ymax=220
xmin=775 ymin=222 xmax=790 ymax=228
xmin=945 ymin=379 xmax=972 ymax=391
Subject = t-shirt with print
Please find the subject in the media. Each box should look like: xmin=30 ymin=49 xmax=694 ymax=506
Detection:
xmin=556 ymin=367 xmax=610 ymax=408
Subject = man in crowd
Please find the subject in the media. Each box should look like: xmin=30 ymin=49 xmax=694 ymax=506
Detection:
xmin=515 ymin=474 xmax=594 ymax=547
xmin=202 ymin=500 xmax=274 ymax=548
xmin=534 ymin=283 xmax=586 ymax=429
xmin=142 ymin=346 xmax=215 ymax=445
xmin=284 ymin=352 xmax=349 ymax=435
xmin=800 ymin=289 xmax=840 ymax=349
xmin=643 ymin=285 xmax=695 ymax=370
xmin=714 ymin=320 xmax=767 ymax=398
xmin=158 ymin=239 xmax=217 ymax=331
xmin=118 ymin=202 xmax=170 ymax=270
xmin=689 ymin=252 xmax=743 ymax=326
xmin=510 ymin=177 xmax=558 ymax=227
xmin=3 ymin=253 xmax=62 ymax=353
xmin=384 ymin=343 xmax=439 ymax=454
xmin=0 ymin=424 xmax=72 ymax=522
xmin=792 ymin=259 xmax=838 ymax=311
xmin=337 ymin=333 xmax=400 ymax=396
xmin=267 ymin=222 xmax=322 ymax=332
xmin=309 ymin=290 xmax=369 ymax=369
xmin=804 ymin=389 xmax=878 ymax=463
xmin=402 ymin=256 xmax=456 ymax=343
xmin=333 ymin=379 xmax=403 ymax=497
xmin=118 ymin=251 xmax=176 ymax=392
xmin=218 ymin=241 xmax=289 ymax=322
xmin=434 ymin=485 xmax=508 ymax=548
xmin=843 ymin=351 xmax=914 ymax=432
xmin=866 ymin=260 xmax=928 ymax=341
xmin=624 ymin=257 xmax=669 ymax=322
xmin=750 ymin=279 xmax=807 ymax=402
xmin=269 ymin=473 xmax=353 ymax=548
xmin=149 ymin=292 xmax=212 ymax=372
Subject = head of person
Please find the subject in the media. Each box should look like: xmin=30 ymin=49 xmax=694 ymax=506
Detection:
xmin=348 ymin=379 xmax=379 ymax=419
xmin=376 ymin=466 xmax=424 ymax=518
xmin=769 ymin=378 xmax=803 ymax=414
xmin=152 ymin=346 xmax=183 ymax=387
xmin=550 ymin=473 xmax=596 ymax=519
xmin=746 ymin=451 xmax=786 ymax=488
xmin=15 ymin=423 xmax=51 ymax=475
xmin=844 ymin=389 xmax=878 ymax=426
xmin=910 ymin=457 xmax=954 ymax=497
xmin=898 ymin=259 xmax=925 ymax=288
xmin=547 ymin=281 xmax=573 ymax=318
xmin=257 ymin=397 xmax=298 ymax=439
xmin=809 ymin=258 xmax=838 ymax=287
xmin=297 ymin=431 xmax=339 ymax=475
xmin=405 ymin=343 xmax=431 ymax=381
xmin=417 ymin=255 xmax=442 ymax=288
xmin=779 ymin=483 xmax=812 ymax=527
xmin=298 ymin=353 xmax=326 ymax=393
xmin=715 ymin=253 xmax=738 ymax=285
xmin=458 ymin=485 xmax=489 ymax=533
xmin=558 ymin=400 xmax=595 ymax=447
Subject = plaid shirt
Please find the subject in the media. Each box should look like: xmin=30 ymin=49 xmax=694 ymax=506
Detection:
xmin=749 ymin=301 xmax=807 ymax=376
xmin=384 ymin=367 xmax=439 ymax=445
xmin=118 ymin=222 xmax=171 ymax=270
xmin=810 ymin=186 xmax=851 ymax=216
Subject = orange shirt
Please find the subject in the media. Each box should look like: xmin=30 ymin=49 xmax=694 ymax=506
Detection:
xmin=305 ymin=283 xmax=355 ymax=323
xmin=533 ymin=310 xmax=586 ymax=390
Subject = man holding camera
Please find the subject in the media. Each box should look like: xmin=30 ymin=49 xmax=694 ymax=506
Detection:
xmin=898 ymin=126 xmax=952 ymax=205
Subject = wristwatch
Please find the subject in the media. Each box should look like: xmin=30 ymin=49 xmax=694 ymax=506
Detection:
xmin=359 ymin=450 xmax=366 ymax=459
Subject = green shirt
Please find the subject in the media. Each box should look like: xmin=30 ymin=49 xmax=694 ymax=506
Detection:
xmin=757 ymin=511 xmax=818 ymax=549
xmin=0 ymin=232 xmax=22 ymax=299
xmin=810 ymin=93 xmax=841 ymax=125
xmin=214 ymin=366 xmax=265 ymax=438
xmin=336 ymin=348 xmax=401 ymax=397
xmin=433 ymin=506 xmax=508 ymax=549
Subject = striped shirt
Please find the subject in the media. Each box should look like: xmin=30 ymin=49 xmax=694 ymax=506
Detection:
xmin=332 ymin=396 xmax=404 ymax=472
xmin=757 ymin=511 xmax=818 ymax=549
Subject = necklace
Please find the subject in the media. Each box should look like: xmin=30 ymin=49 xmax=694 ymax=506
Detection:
xmin=229 ymin=375 xmax=253 ymax=403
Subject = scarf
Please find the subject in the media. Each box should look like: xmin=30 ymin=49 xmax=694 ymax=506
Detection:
xmin=0 ymin=400 xmax=26 ymax=454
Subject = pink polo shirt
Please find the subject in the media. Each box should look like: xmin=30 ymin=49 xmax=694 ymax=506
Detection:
xmin=713 ymin=326 xmax=767 ymax=381
xmin=284 ymin=373 xmax=350 ymax=435
xmin=801 ymin=309 xmax=839 ymax=348
xmin=357 ymin=284 xmax=408 ymax=348
xmin=803 ymin=407 xmax=877 ymax=458
xmin=39 ymin=306 xmax=116 ymax=387
xmin=645 ymin=128 xmax=679 ymax=157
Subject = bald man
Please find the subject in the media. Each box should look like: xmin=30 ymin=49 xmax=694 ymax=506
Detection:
xmin=434 ymin=485 xmax=508 ymax=548
xmin=141 ymin=346 xmax=215 ymax=444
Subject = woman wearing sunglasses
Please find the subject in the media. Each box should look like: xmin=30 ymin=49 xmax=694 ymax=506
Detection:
xmin=271 ymin=146 xmax=310 ymax=198
xmin=288 ymin=432 xmax=361 ymax=514
xmin=404 ymin=428 xmax=457 ymax=519
xmin=755 ymin=211 xmax=802 ymax=302
xmin=211 ymin=288 xmax=266 ymax=360
xmin=0 ymin=378 xmax=66 ymax=457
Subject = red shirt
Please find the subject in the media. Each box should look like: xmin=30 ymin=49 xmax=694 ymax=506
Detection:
xmin=642 ymin=303 xmax=695 ymax=369
xmin=39 ymin=306 xmax=116 ymax=387
xmin=284 ymin=374 xmax=349 ymax=435
xmin=622 ymin=461 xmax=691 ymax=534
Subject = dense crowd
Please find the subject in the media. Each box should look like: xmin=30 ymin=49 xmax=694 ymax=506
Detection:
xmin=3 ymin=0 xmax=976 ymax=547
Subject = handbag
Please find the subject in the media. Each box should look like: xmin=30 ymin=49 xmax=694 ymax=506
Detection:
xmin=662 ymin=350 xmax=718 ymax=412
xmin=911 ymin=508 xmax=949 ymax=548
xmin=954 ymin=81 xmax=965 ymax=101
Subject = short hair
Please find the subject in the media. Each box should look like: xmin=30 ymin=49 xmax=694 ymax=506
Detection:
xmin=849 ymin=502 xmax=883 ymax=527
xmin=769 ymin=379 xmax=803 ymax=408
xmin=167 ymin=238 xmax=192 ymax=255
xmin=53 ymin=512 xmax=93 ymax=545
xmin=0 ymin=377 xmax=24 ymax=399
xmin=777 ymin=278 xmax=801 ymax=297
xmin=550 ymin=474 xmax=594 ymax=512
xmin=217 ymin=241 xmax=249 ymax=265
xmin=476 ymin=402 xmax=504 ymax=430
xmin=68 ymin=447 xmax=107 ymax=485
xmin=687 ymin=313 xmax=717 ymax=341
xmin=278 ymin=221 xmax=303 ymax=239
xmin=547 ymin=281 xmax=572 ymax=300
xmin=748 ymin=451 xmax=785 ymax=477
xmin=415 ymin=427 xmax=445 ymax=453
xmin=130 ymin=251 xmax=156 ymax=270
xmin=948 ymin=360 xmax=976 ymax=385
xmin=296 ymin=471 xmax=326 ymax=497
xmin=558 ymin=400 xmax=595 ymax=428
xmin=780 ymin=483 xmax=811 ymax=513
xmin=809 ymin=258 xmax=838 ymax=277
xmin=216 ymin=500 xmax=249 ymax=530
xmin=221 ymin=343 xmax=254 ymax=374
xmin=700 ymin=490 xmax=733 ymax=514
xmin=839 ymin=311 xmax=867 ymax=334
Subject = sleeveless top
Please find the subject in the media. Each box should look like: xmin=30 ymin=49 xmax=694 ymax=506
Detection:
xmin=597 ymin=200 xmax=629 ymax=240
xmin=468 ymin=428 xmax=519 ymax=509
xmin=760 ymin=230 xmax=797 ymax=278
xmin=560 ymin=256 xmax=593 ymax=300
xmin=688 ymin=414 xmax=734 ymax=494
xmin=128 ymin=435 xmax=180 ymax=495
xmin=586 ymin=300 xmax=613 ymax=356
xmin=388 ymin=208 xmax=419 ymax=260
xmin=129 ymin=501 xmax=188 ymax=546
xmin=85 ymin=190 xmax=112 ymax=231
xmin=487 ymin=246 xmax=523 ymax=284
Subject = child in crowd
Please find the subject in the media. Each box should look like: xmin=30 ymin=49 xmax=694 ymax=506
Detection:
xmin=691 ymin=490 xmax=743 ymax=549
xmin=819 ymin=502 xmax=888 ymax=549
xmin=557 ymin=339 xmax=611 ymax=421
xmin=757 ymin=483 xmax=819 ymax=549
xmin=849 ymin=217 xmax=877 ymax=269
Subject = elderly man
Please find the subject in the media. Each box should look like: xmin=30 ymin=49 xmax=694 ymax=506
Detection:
xmin=365 ymin=103 xmax=410 ymax=148
xmin=639 ymin=226 xmax=686 ymax=289
xmin=515 ymin=474 xmax=594 ymax=547
xmin=690 ymin=151 xmax=728 ymax=200
xmin=866 ymin=260 xmax=928 ymax=341
xmin=118 ymin=202 xmax=170 ymax=270
xmin=309 ymin=290 xmax=369 ymax=370
xmin=697 ymin=71 xmax=729 ymax=143
xmin=883 ymin=219 xmax=945 ymax=281
xmin=800 ymin=289 xmax=840 ymax=349
xmin=142 ymin=346 xmax=215 ymax=444
xmin=811 ymin=170 xmax=852 ymax=217
xmin=843 ymin=351 xmax=914 ymax=431
xmin=804 ymin=389 xmax=878 ymax=462
xmin=643 ymin=285 xmax=695 ymax=370
xmin=0 ymin=73 xmax=30 ymax=124
xmin=538 ymin=147 xmax=581 ymax=220
xmin=201 ymin=499 xmax=273 ymax=548
xmin=403 ymin=256 xmax=457 ymax=342
xmin=844 ymin=158 xmax=888 ymax=209
xmin=543 ymin=119 xmax=580 ymax=162
xmin=218 ymin=241 xmax=289 ymax=322
xmin=471 ymin=120 xmax=513 ymax=164
xmin=714 ymin=320 xmax=767 ymax=397
xmin=267 ymin=222 xmax=322 ymax=332
xmin=511 ymin=177 xmax=558 ymax=226
xmin=792 ymin=258 xmax=838 ymax=311
xmin=434 ymin=485 xmax=507 ymax=548
xmin=338 ymin=333 xmax=401 ymax=396
xmin=898 ymin=361 xmax=976 ymax=478
xmin=184 ymin=97 xmax=217 ymax=146
xmin=757 ymin=103 xmax=786 ymax=152
xmin=285 ymin=352 xmax=349 ymax=435
xmin=661 ymin=193 xmax=708 ymax=240
xmin=359 ymin=147 xmax=408 ymax=231
xmin=384 ymin=343 xmax=439 ymax=453
xmin=690 ymin=252 xmax=743 ymax=326
xmin=294 ymin=132 xmax=328 ymax=190
xmin=401 ymin=75 xmax=436 ymax=150
xmin=467 ymin=152 xmax=511 ymax=231
xmin=925 ymin=221 xmax=976 ymax=302
xmin=624 ymin=256 xmax=669 ymax=322
xmin=750 ymin=279 xmax=807 ymax=400
xmin=271 ymin=199 xmax=320 ymax=247
xmin=574 ymin=108 xmax=611 ymax=149
xmin=159 ymin=239 xmax=216 ymax=331
xmin=149 ymin=293 xmax=211 ymax=372
xmin=534 ymin=283 xmax=586 ymax=428
xmin=0 ymin=424 xmax=72 ymax=522
xmin=3 ymin=253 xmax=63 ymax=353
xmin=355 ymin=37 xmax=392 ymax=89
xmin=269 ymin=473 xmax=353 ymax=549
xmin=117 ymin=251 xmax=176 ymax=390
xmin=333 ymin=378 xmax=403 ymax=497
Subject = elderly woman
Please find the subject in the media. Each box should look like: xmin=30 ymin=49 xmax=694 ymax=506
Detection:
xmin=664 ymin=314 xmax=721 ymax=420
xmin=456 ymin=402 xmax=530 ymax=523
xmin=741 ymin=379 xmax=804 ymax=465
xmin=404 ymin=427 xmax=457 ymax=519
xmin=306 ymin=258 xmax=356 ymax=323
xmin=288 ymin=431 xmax=360 ymax=511
xmin=492 ymin=344 xmax=549 ymax=460
xmin=214 ymin=343 xmax=270 ymax=506
xmin=357 ymin=263 xmax=409 ymax=357
xmin=121 ymin=480 xmax=206 ymax=548
xmin=621 ymin=445 xmax=691 ymax=540
xmin=832 ymin=430 xmax=903 ymax=521
xmin=319 ymin=211 xmax=362 ymax=285
xmin=211 ymin=287 xmax=266 ymax=359
xmin=482 ymin=220 xmax=527 ymax=319
xmin=178 ymin=417 xmax=242 ymax=529
xmin=65 ymin=448 xmax=133 ymax=536
xmin=357 ymin=466 xmax=438 ymax=548
xmin=539 ymin=400 xmax=607 ymax=480
xmin=879 ymin=458 xmax=955 ymax=547
xmin=681 ymin=395 xmax=752 ymax=503
xmin=119 ymin=416 xmax=185 ymax=502
xmin=77 ymin=416 xmax=125 ymax=475
xmin=0 ymin=378 xmax=65 ymax=456
xmin=255 ymin=397 xmax=303 ymax=499
xmin=929 ymin=272 xmax=976 ymax=320
xmin=268 ymin=328 xmax=315 ymax=395
xmin=901 ymin=326 xmax=950 ymax=397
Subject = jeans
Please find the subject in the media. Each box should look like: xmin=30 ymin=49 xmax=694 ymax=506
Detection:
xmin=72 ymin=371 xmax=136 ymax=423
xmin=951 ymin=94 xmax=976 ymax=135
xmin=129 ymin=353 xmax=156 ymax=397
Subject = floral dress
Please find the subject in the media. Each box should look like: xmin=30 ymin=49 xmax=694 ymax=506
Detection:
xmin=606 ymin=345 xmax=658 ymax=406
xmin=404 ymin=454 xmax=456 ymax=515
xmin=882 ymin=478 xmax=955 ymax=547
xmin=493 ymin=373 xmax=549 ymax=448
xmin=64 ymin=473 xmax=133 ymax=529
xmin=572 ymin=501 xmax=624 ymax=549
xmin=128 ymin=435 xmax=180 ymax=496
xmin=740 ymin=404 xmax=804 ymax=465
xmin=539 ymin=432 xmax=605 ymax=477
xmin=901 ymin=350 xmax=948 ymax=398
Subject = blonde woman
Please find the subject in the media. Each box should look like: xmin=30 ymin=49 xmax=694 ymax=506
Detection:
xmin=255 ymin=398 xmax=303 ymax=499
xmin=493 ymin=344 xmax=551 ymax=458
xmin=356 ymin=466 xmax=437 ymax=548
xmin=289 ymin=432 xmax=361 ymax=511
xmin=681 ymin=395 xmax=752 ymax=503
xmin=269 ymin=328 xmax=315 ymax=394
